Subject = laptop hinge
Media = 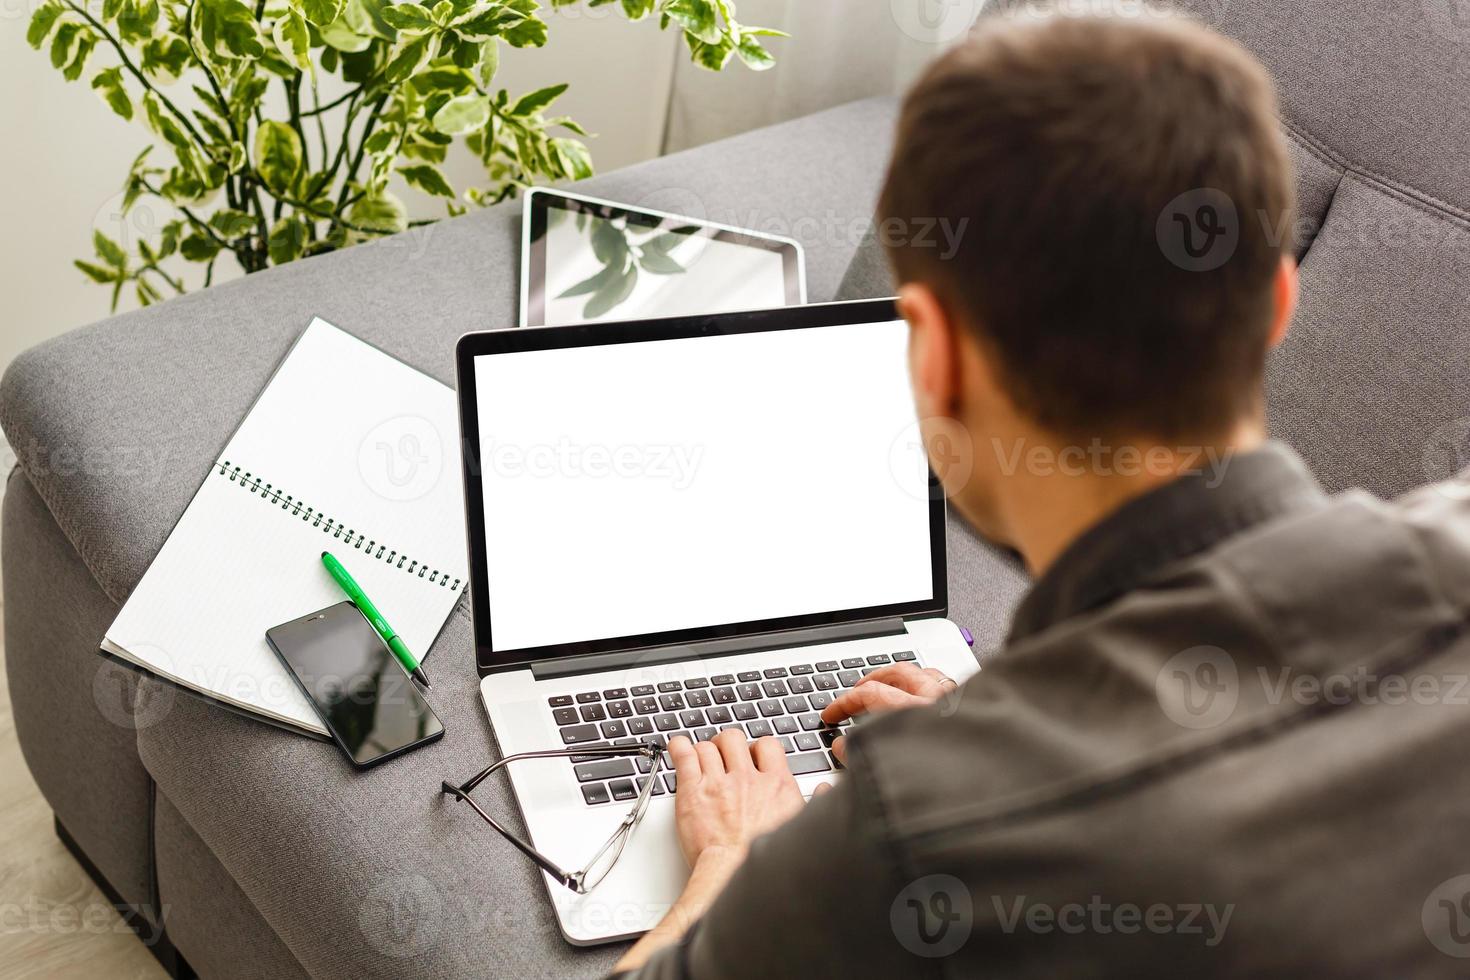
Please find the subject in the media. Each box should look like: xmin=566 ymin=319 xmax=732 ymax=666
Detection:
xmin=530 ymin=618 xmax=909 ymax=681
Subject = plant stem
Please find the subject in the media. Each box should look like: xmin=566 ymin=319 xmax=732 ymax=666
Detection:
xmin=142 ymin=262 xmax=185 ymax=293
xmin=336 ymin=93 xmax=389 ymax=210
xmin=62 ymin=0 xmax=207 ymax=150
xmin=137 ymin=178 xmax=232 ymax=252
xmin=300 ymin=85 xmax=363 ymax=117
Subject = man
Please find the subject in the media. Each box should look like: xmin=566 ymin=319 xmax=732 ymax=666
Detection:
xmin=615 ymin=11 xmax=1470 ymax=977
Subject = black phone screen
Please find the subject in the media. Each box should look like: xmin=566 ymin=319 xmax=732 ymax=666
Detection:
xmin=267 ymin=602 xmax=444 ymax=766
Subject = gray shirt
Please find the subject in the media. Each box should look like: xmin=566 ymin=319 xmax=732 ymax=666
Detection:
xmin=622 ymin=442 xmax=1470 ymax=976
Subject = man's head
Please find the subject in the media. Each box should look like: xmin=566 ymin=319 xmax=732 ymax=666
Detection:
xmin=880 ymin=11 xmax=1298 ymax=560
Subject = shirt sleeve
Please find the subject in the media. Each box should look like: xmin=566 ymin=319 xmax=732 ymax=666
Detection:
xmin=615 ymin=761 xmax=929 ymax=980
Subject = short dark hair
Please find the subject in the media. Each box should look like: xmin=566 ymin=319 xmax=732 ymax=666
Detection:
xmin=879 ymin=13 xmax=1294 ymax=440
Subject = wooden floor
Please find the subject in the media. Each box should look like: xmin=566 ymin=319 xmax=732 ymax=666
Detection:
xmin=0 ymin=547 xmax=167 ymax=977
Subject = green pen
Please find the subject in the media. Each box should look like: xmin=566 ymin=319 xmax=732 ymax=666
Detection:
xmin=320 ymin=551 xmax=430 ymax=689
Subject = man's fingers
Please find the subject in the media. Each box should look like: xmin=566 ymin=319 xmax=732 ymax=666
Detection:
xmin=821 ymin=680 xmax=922 ymax=725
xmin=668 ymin=734 xmax=701 ymax=782
xmin=811 ymin=781 xmax=833 ymax=796
xmin=855 ymin=663 xmax=947 ymax=698
xmin=713 ymin=727 xmax=755 ymax=772
xmin=693 ymin=738 xmax=725 ymax=777
xmin=832 ymin=734 xmax=848 ymax=766
xmin=750 ymin=735 xmax=787 ymax=773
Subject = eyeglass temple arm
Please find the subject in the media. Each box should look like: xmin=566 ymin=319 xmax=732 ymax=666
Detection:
xmin=440 ymin=778 xmax=580 ymax=890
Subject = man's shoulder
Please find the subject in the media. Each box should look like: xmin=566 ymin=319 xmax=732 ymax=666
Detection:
xmin=853 ymin=480 xmax=1470 ymax=846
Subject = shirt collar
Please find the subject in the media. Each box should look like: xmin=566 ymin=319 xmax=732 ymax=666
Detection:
xmin=1006 ymin=440 xmax=1327 ymax=643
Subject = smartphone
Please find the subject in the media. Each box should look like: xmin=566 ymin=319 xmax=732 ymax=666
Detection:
xmin=266 ymin=601 xmax=445 ymax=768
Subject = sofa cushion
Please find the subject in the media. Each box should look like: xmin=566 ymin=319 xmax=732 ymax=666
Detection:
xmin=0 ymin=97 xmax=898 ymax=609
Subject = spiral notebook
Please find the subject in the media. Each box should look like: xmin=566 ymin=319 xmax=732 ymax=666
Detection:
xmin=101 ymin=318 xmax=468 ymax=737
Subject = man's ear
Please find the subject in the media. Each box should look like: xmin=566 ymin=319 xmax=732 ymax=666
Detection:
xmin=897 ymin=282 xmax=959 ymax=420
xmin=1268 ymin=256 xmax=1298 ymax=350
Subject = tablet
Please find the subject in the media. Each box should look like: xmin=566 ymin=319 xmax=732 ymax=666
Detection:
xmin=519 ymin=188 xmax=805 ymax=327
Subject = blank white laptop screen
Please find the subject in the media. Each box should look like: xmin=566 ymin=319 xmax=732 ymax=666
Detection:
xmin=472 ymin=319 xmax=935 ymax=653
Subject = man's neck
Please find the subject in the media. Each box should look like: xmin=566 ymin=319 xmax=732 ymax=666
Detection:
xmin=999 ymin=423 xmax=1266 ymax=577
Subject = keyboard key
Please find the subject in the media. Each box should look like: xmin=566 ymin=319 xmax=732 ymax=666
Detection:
xmin=837 ymin=670 xmax=860 ymax=687
xmin=862 ymin=667 xmax=878 ymax=676
xmin=636 ymin=753 xmax=654 ymax=773
xmin=552 ymin=707 xmax=579 ymax=726
xmin=774 ymin=716 xmax=797 ymax=735
xmin=708 ymin=706 xmax=733 ymax=725
xmin=790 ymin=664 xmax=814 ymax=675
xmin=686 ymin=690 xmax=712 ymax=708
xmin=788 ymin=676 xmax=814 ymax=694
xmin=549 ymin=695 xmax=573 ymax=707
xmin=787 ymin=752 xmax=832 ymax=776
xmin=736 ymin=683 xmax=762 ymax=701
xmin=820 ymin=728 xmax=842 ymax=746
xmin=631 ymin=684 xmax=655 ymax=696
xmin=582 ymin=783 xmax=610 ymax=805
xmin=830 ymin=751 xmax=845 ymax=771
xmin=814 ymin=673 xmax=838 ymax=691
xmin=684 ymin=678 xmax=710 ymax=689
xmin=712 ymin=687 xmax=737 ymax=704
xmin=580 ymin=704 xmax=606 ymax=723
xmin=609 ymin=779 xmax=637 ymax=801
xmin=603 ymin=688 xmax=629 ymax=699
xmin=658 ymin=681 xmax=682 ymax=693
xmin=576 ymin=692 xmax=602 ymax=703
xmin=628 ymin=717 xmax=652 ymax=736
xmin=655 ymin=713 xmax=679 ymax=731
xmin=601 ymin=720 xmax=627 ymax=738
xmin=798 ymin=712 xmax=823 ymax=731
xmin=893 ymin=651 xmax=917 ymax=662
xmin=663 ymin=773 xmax=678 ymax=793
xmin=695 ymin=727 xmax=717 ymax=742
xmin=659 ymin=693 xmax=686 ymax=711
xmin=810 ymin=692 xmax=834 ymax=710
xmin=866 ymin=654 xmax=891 ymax=666
xmin=574 ymin=759 xmax=635 ymax=782
xmin=633 ymin=696 xmax=658 ymax=714
xmin=779 ymin=736 xmax=795 ymax=753
xmin=815 ymin=661 xmax=839 ymax=672
xmin=762 ymin=679 xmax=788 ymax=698
xmin=763 ymin=667 xmax=789 ymax=679
xmin=758 ymin=699 xmax=784 ymax=718
xmin=733 ymin=703 xmax=757 ymax=721
xmin=571 ymin=742 xmax=609 ymax=762
xmin=737 ymin=671 xmax=761 ymax=682
xmin=607 ymin=700 xmax=633 ymax=718
xmin=636 ymin=775 xmax=666 ymax=796
xmin=747 ymin=719 xmax=773 ymax=738
xmin=560 ymin=724 xmax=599 ymax=745
xmin=841 ymin=658 xmax=864 ymax=669
xmin=679 ymin=709 xmax=705 ymax=728
xmin=795 ymin=732 xmax=821 ymax=752
xmin=711 ymin=674 xmax=736 ymax=686
xmin=783 ymin=696 xmax=809 ymax=714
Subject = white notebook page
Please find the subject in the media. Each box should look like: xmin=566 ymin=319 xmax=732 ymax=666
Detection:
xmin=104 ymin=318 xmax=468 ymax=735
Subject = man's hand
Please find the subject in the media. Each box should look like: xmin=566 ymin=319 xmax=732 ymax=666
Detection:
xmin=614 ymin=730 xmax=806 ymax=973
xmin=819 ymin=663 xmax=956 ymax=764
xmin=668 ymin=729 xmax=806 ymax=868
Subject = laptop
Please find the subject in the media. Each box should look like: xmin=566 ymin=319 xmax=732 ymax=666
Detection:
xmin=454 ymin=298 xmax=980 ymax=945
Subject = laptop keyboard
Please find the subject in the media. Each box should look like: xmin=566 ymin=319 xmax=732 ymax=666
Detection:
xmin=546 ymin=651 xmax=920 ymax=806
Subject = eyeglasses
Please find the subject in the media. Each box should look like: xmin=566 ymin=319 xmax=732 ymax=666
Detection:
xmin=440 ymin=742 xmax=667 ymax=895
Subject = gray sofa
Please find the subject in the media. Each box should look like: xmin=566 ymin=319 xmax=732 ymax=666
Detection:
xmin=5 ymin=0 xmax=1469 ymax=975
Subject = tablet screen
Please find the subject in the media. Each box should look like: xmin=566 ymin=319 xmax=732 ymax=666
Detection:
xmin=523 ymin=191 xmax=804 ymax=327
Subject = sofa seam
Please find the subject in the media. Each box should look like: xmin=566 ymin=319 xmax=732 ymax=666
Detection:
xmin=1279 ymin=117 xmax=1470 ymax=227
